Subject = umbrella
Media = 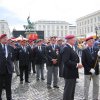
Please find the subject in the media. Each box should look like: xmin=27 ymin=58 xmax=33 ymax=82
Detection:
xmin=14 ymin=35 xmax=28 ymax=41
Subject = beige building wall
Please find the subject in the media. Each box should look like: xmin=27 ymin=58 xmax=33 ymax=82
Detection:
xmin=76 ymin=10 xmax=100 ymax=37
xmin=34 ymin=20 xmax=69 ymax=39
xmin=0 ymin=20 xmax=11 ymax=38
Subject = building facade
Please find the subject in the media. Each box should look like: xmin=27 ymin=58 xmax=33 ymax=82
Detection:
xmin=76 ymin=10 xmax=100 ymax=37
xmin=34 ymin=20 xmax=69 ymax=39
xmin=0 ymin=20 xmax=11 ymax=38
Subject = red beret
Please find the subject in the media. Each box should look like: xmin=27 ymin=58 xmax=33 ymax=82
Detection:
xmin=85 ymin=36 xmax=93 ymax=41
xmin=0 ymin=34 xmax=7 ymax=40
xmin=65 ymin=34 xmax=75 ymax=39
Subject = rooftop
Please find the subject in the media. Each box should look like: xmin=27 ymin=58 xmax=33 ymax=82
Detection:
xmin=35 ymin=20 xmax=69 ymax=24
xmin=77 ymin=10 xmax=100 ymax=21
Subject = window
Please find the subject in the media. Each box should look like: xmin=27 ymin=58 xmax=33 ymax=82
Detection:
xmin=85 ymin=27 xmax=86 ymax=33
xmin=57 ymin=30 xmax=59 ymax=36
xmin=91 ymin=26 xmax=93 ymax=32
xmin=61 ymin=31 xmax=63 ymax=36
xmin=52 ymin=25 xmax=54 ymax=30
xmin=82 ymin=22 xmax=83 ymax=25
xmin=56 ymin=26 xmax=59 ymax=29
xmin=1 ymin=24 xmax=4 ymax=29
xmin=88 ymin=27 xmax=89 ymax=33
xmin=61 ymin=26 xmax=63 ymax=29
xmin=88 ymin=20 xmax=89 ymax=24
xmin=85 ymin=21 xmax=87 ymax=25
xmin=91 ymin=18 xmax=93 ymax=23
xmin=2 ymin=31 xmax=4 ymax=34
xmin=80 ymin=22 xmax=81 ymax=26
xmin=74 ymin=31 xmax=76 ymax=34
xmin=39 ymin=25 xmax=41 ymax=29
xmin=98 ymin=16 xmax=100 ymax=21
xmin=65 ymin=30 xmax=67 ymax=34
xmin=43 ymin=25 xmax=45 ymax=29
xmin=80 ymin=29 xmax=81 ymax=34
xmin=94 ymin=17 xmax=96 ymax=22
xmin=65 ymin=26 xmax=67 ymax=29
xmin=47 ymin=25 xmax=50 ymax=29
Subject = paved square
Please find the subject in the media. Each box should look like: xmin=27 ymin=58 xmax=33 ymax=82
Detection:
xmin=2 ymin=68 xmax=100 ymax=100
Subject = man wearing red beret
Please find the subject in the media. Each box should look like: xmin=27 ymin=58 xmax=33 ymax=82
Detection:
xmin=0 ymin=34 xmax=14 ymax=100
xmin=62 ymin=34 xmax=83 ymax=100
xmin=85 ymin=36 xmax=93 ymax=41
xmin=82 ymin=36 xmax=99 ymax=100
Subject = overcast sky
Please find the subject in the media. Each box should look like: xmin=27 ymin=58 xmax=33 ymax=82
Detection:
xmin=0 ymin=0 xmax=100 ymax=31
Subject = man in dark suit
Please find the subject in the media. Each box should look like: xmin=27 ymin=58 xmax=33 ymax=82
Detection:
xmin=62 ymin=34 xmax=83 ymax=100
xmin=13 ymin=41 xmax=20 ymax=76
xmin=46 ymin=36 xmax=60 ymax=89
xmin=82 ymin=36 xmax=99 ymax=100
xmin=18 ymin=40 xmax=30 ymax=84
xmin=0 ymin=34 xmax=14 ymax=100
xmin=57 ymin=38 xmax=64 ymax=77
xmin=34 ymin=39 xmax=46 ymax=81
xmin=27 ymin=40 xmax=36 ymax=74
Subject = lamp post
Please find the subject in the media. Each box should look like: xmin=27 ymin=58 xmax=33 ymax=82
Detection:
xmin=95 ymin=26 xmax=98 ymax=39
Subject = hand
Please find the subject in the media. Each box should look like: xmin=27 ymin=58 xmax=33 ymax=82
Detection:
xmin=11 ymin=44 xmax=16 ymax=49
xmin=77 ymin=63 xmax=83 ymax=69
xmin=97 ymin=50 xmax=100 ymax=56
xmin=90 ymin=68 xmax=95 ymax=74
xmin=10 ymin=43 xmax=16 ymax=49
xmin=52 ymin=59 xmax=57 ymax=64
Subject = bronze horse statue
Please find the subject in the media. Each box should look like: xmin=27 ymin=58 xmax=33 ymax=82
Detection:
xmin=23 ymin=16 xmax=34 ymax=30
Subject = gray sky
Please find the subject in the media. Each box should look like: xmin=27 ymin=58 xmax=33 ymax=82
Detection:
xmin=0 ymin=0 xmax=100 ymax=31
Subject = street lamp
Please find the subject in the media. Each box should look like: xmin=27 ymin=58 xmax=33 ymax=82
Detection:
xmin=95 ymin=26 xmax=100 ymax=39
xmin=95 ymin=26 xmax=98 ymax=39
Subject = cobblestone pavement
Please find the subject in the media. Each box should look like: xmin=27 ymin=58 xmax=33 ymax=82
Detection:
xmin=2 ymin=68 xmax=100 ymax=100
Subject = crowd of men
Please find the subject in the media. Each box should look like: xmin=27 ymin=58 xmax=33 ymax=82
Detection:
xmin=0 ymin=34 xmax=99 ymax=100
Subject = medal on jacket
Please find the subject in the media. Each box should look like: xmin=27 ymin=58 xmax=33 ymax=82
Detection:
xmin=56 ymin=49 xmax=59 ymax=55
xmin=49 ymin=50 xmax=51 ymax=52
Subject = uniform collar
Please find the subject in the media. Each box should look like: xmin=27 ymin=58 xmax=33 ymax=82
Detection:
xmin=67 ymin=43 xmax=73 ymax=48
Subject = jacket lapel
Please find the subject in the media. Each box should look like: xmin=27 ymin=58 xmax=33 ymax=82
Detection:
xmin=0 ymin=44 xmax=5 ymax=54
xmin=87 ymin=47 xmax=93 ymax=58
xmin=0 ymin=44 xmax=2 ymax=51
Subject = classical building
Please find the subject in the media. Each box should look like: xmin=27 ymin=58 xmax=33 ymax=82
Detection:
xmin=0 ymin=20 xmax=11 ymax=38
xmin=34 ymin=20 xmax=69 ymax=39
xmin=76 ymin=10 xmax=100 ymax=37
